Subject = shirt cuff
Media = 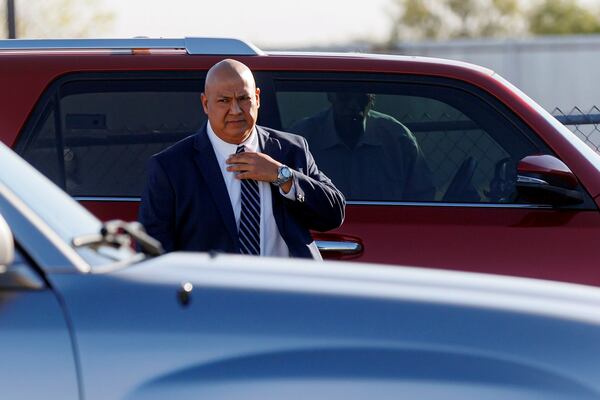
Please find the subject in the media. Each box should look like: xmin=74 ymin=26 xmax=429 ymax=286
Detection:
xmin=279 ymin=179 xmax=297 ymax=200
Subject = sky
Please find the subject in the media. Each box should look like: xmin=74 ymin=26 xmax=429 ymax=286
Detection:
xmin=101 ymin=0 xmax=393 ymax=49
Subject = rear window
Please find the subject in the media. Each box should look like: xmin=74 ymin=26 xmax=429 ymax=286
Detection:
xmin=16 ymin=75 xmax=206 ymax=197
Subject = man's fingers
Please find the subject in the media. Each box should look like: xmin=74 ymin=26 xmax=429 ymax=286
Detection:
xmin=230 ymin=166 xmax=263 ymax=181
xmin=227 ymin=152 xmax=258 ymax=164
xmin=227 ymin=163 xmax=254 ymax=172
xmin=226 ymin=151 xmax=278 ymax=182
xmin=226 ymin=156 xmax=247 ymax=165
xmin=235 ymin=172 xmax=251 ymax=180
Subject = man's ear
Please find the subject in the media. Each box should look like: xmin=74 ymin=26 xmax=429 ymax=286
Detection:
xmin=255 ymin=87 xmax=261 ymax=109
xmin=201 ymin=93 xmax=209 ymax=114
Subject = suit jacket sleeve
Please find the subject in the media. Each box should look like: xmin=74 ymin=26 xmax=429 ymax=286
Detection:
xmin=284 ymin=136 xmax=345 ymax=232
xmin=138 ymin=156 xmax=176 ymax=252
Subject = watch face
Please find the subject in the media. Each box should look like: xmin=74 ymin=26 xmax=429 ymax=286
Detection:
xmin=282 ymin=166 xmax=292 ymax=178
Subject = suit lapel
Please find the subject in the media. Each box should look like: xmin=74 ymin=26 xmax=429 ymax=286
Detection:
xmin=258 ymin=125 xmax=281 ymax=162
xmin=193 ymin=125 xmax=239 ymax=248
xmin=258 ymin=126 xmax=287 ymax=236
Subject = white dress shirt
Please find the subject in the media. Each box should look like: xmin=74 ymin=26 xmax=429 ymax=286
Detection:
xmin=206 ymin=123 xmax=295 ymax=257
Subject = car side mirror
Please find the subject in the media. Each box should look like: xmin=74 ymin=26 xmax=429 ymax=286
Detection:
xmin=0 ymin=213 xmax=15 ymax=269
xmin=516 ymin=155 xmax=583 ymax=206
xmin=0 ymin=213 xmax=44 ymax=290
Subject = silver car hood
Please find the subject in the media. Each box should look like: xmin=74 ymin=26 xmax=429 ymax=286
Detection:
xmin=50 ymin=254 xmax=600 ymax=400
xmin=118 ymin=252 xmax=600 ymax=325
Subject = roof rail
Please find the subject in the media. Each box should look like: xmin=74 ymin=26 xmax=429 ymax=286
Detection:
xmin=0 ymin=37 xmax=263 ymax=55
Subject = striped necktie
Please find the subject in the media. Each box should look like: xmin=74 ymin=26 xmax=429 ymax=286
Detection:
xmin=236 ymin=145 xmax=261 ymax=255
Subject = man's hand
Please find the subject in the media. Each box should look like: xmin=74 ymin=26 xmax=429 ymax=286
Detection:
xmin=226 ymin=151 xmax=293 ymax=193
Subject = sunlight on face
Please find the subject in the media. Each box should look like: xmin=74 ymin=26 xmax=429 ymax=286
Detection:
xmin=201 ymin=65 xmax=260 ymax=144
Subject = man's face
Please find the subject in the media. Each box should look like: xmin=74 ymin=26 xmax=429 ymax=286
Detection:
xmin=329 ymin=92 xmax=373 ymax=122
xmin=201 ymin=71 xmax=260 ymax=144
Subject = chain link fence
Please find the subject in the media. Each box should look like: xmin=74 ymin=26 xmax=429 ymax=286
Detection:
xmin=552 ymin=107 xmax=600 ymax=152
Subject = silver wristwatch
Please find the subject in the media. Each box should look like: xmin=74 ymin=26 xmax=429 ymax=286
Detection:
xmin=272 ymin=165 xmax=293 ymax=187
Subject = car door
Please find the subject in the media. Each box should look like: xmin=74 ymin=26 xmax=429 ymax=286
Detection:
xmin=265 ymin=72 xmax=600 ymax=285
xmin=0 ymin=246 xmax=79 ymax=399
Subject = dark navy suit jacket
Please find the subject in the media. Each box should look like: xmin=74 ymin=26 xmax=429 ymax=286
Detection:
xmin=139 ymin=124 xmax=345 ymax=259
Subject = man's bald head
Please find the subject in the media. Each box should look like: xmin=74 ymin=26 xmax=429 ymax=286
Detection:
xmin=205 ymin=59 xmax=257 ymax=94
xmin=201 ymin=59 xmax=260 ymax=144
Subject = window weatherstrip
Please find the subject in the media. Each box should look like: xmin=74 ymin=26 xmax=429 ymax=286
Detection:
xmin=346 ymin=201 xmax=553 ymax=208
xmin=75 ymin=196 xmax=141 ymax=202
xmin=73 ymin=196 xmax=554 ymax=209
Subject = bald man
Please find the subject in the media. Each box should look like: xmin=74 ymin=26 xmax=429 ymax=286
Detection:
xmin=139 ymin=59 xmax=345 ymax=259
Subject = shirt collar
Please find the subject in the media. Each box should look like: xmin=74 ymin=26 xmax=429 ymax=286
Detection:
xmin=362 ymin=111 xmax=383 ymax=146
xmin=206 ymin=122 xmax=259 ymax=160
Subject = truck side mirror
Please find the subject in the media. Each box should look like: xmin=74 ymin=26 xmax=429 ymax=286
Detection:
xmin=516 ymin=155 xmax=583 ymax=206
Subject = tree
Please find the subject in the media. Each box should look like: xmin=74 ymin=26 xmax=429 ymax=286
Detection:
xmin=388 ymin=0 xmax=527 ymax=43
xmin=0 ymin=0 xmax=114 ymax=38
xmin=388 ymin=0 xmax=441 ymax=43
xmin=386 ymin=0 xmax=600 ymax=46
xmin=529 ymin=0 xmax=600 ymax=35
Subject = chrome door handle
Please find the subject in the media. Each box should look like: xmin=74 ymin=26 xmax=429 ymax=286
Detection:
xmin=316 ymin=240 xmax=362 ymax=254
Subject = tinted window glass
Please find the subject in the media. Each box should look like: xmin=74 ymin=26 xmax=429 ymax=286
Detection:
xmin=20 ymin=104 xmax=63 ymax=186
xmin=18 ymin=77 xmax=206 ymax=197
xmin=276 ymin=78 xmax=546 ymax=203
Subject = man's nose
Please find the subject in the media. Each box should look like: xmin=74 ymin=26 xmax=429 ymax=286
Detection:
xmin=229 ymin=99 xmax=242 ymax=114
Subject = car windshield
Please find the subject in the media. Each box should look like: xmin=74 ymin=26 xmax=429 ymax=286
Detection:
xmin=0 ymin=141 xmax=138 ymax=267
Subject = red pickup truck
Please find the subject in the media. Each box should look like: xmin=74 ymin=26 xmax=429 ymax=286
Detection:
xmin=1 ymin=38 xmax=598 ymax=284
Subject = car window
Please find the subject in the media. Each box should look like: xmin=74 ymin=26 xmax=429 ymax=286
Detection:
xmin=17 ymin=76 xmax=206 ymax=197
xmin=275 ymin=76 xmax=548 ymax=203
